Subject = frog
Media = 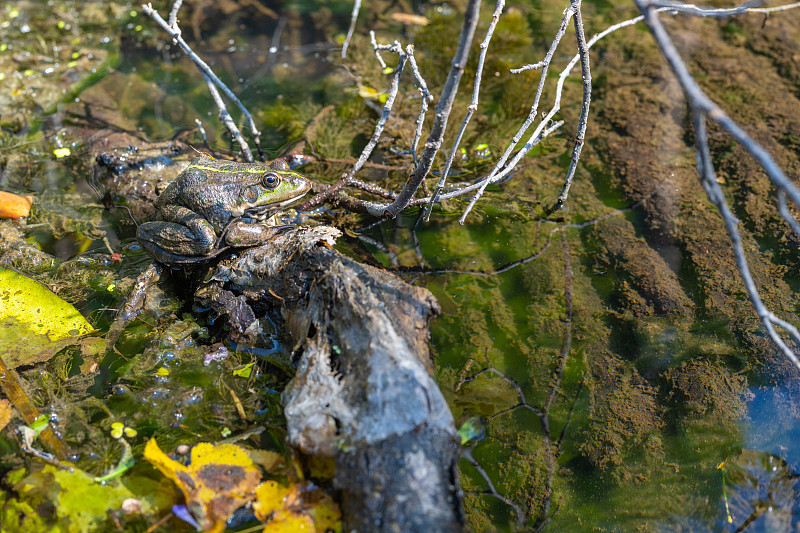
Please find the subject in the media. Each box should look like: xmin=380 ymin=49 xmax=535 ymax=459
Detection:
xmin=136 ymin=157 xmax=311 ymax=266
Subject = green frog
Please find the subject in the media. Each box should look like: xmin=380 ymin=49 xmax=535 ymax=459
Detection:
xmin=137 ymin=157 xmax=311 ymax=266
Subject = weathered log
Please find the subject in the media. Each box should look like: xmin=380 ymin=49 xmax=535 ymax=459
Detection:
xmin=197 ymin=226 xmax=464 ymax=532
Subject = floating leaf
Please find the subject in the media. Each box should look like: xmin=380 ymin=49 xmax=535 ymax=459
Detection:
xmin=29 ymin=414 xmax=49 ymax=437
xmin=233 ymin=362 xmax=255 ymax=378
xmin=53 ymin=147 xmax=71 ymax=158
xmin=358 ymin=86 xmax=387 ymax=102
xmin=10 ymin=464 xmax=152 ymax=532
xmin=458 ymin=416 xmax=484 ymax=445
xmin=0 ymin=191 xmax=34 ymax=218
xmin=0 ymin=267 xmax=94 ymax=368
xmin=145 ymin=439 xmax=261 ymax=532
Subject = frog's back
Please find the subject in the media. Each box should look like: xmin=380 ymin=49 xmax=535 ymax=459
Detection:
xmin=155 ymin=158 xmax=208 ymax=208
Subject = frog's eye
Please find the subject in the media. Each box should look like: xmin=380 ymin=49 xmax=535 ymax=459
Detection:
xmin=262 ymin=173 xmax=281 ymax=189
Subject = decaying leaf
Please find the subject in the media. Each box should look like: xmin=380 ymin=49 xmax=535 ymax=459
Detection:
xmin=389 ymin=12 xmax=430 ymax=26
xmin=145 ymin=439 xmax=340 ymax=532
xmin=0 ymin=399 xmax=11 ymax=432
xmin=144 ymin=439 xmax=262 ymax=532
xmin=254 ymin=480 xmax=341 ymax=532
xmin=0 ymin=267 xmax=95 ymax=368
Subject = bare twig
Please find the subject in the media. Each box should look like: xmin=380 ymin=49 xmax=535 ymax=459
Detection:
xmin=342 ymin=0 xmax=362 ymax=59
xmin=410 ymin=11 xmax=652 ymax=216
xmin=142 ymin=2 xmax=262 ymax=161
xmin=304 ymin=35 xmax=409 ymax=208
xmin=453 ymin=229 xmax=576 ymax=528
xmin=167 ymin=0 xmax=182 ymax=29
xmin=449 ymin=2 xmax=799 ymax=220
xmin=375 ymin=0 xmax=482 ymax=218
xmin=265 ymin=15 xmax=288 ymax=71
xmin=548 ymin=0 xmax=591 ymax=213
xmin=646 ymin=0 xmax=800 ymax=16
xmin=193 ymin=118 xmax=215 ymax=155
xmin=407 ymin=52 xmax=434 ymax=165
xmin=306 ymin=6 xmax=455 ymax=216
xmin=635 ymin=0 xmax=800 ymax=369
xmin=199 ymin=71 xmax=253 ymax=162
xmin=367 ymin=32 xmax=433 ymax=164
xmin=403 ymin=120 xmax=564 ymax=207
xmin=424 ymin=0 xmax=506 ymax=222
xmin=463 ymin=444 xmax=526 ymax=528
xmin=459 ymin=2 xmax=578 ymax=222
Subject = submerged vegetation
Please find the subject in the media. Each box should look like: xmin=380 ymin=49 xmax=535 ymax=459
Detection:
xmin=1 ymin=0 xmax=800 ymax=531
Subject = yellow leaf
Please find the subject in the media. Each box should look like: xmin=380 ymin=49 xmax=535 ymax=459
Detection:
xmin=145 ymin=439 xmax=262 ymax=532
xmin=0 ymin=267 xmax=93 ymax=368
xmin=254 ymin=481 xmax=341 ymax=532
xmin=233 ymin=362 xmax=254 ymax=378
xmin=0 ymin=399 xmax=11 ymax=432
xmin=253 ymin=480 xmax=291 ymax=520
xmin=358 ymin=86 xmax=385 ymax=101
xmin=0 ymin=267 xmax=91 ymax=338
xmin=262 ymin=510 xmax=315 ymax=532
xmin=310 ymin=493 xmax=342 ymax=531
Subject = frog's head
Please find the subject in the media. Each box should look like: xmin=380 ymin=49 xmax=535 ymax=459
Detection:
xmin=238 ymin=159 xmax=311 ymax=219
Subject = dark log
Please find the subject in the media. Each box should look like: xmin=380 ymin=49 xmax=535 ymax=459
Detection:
xmin=196 ymin=226 xmax=464 ymax=532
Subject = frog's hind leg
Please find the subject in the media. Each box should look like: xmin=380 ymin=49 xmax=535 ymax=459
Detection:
xmin=137 ymin=205 xmax=217 ymax=258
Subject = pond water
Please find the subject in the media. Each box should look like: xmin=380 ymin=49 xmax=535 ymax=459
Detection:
xmin=2 ymin=0 xmax=800 ymax=531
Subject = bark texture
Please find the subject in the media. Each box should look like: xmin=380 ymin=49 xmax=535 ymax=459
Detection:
xmin=199 ymin=226 xmax=463 ymax=532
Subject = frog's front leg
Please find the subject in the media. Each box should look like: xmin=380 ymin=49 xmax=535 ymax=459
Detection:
xmin=137 ymin=205 xmax=218 ymax=262
xmin=223 ymin=219 xmax=290 ymax=248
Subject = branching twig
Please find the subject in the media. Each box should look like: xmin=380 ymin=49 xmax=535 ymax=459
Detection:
xmin=407 ymin=52 xmax=434 ymax=165
xmin=635 ymin=0 xmax=800 ymax=368
xmin=199 ymin=71 xmax=252 ymax=162
xmin=458 ymin=2 xmax=578 ymax=223
xmin=423 ymin=0 xmax=506 ymax=222
xmin=463 ymin=444 xmax=526 ymax=528
xmin=303 ymin=35 xmax=409 ymax=208
xmin=373 ymin=0 xmax=482 ymax=218
xmin=454 ymin=230 xmax=577 ymax=528
xmin=305 ymin=3 xmax=463 ymax=216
